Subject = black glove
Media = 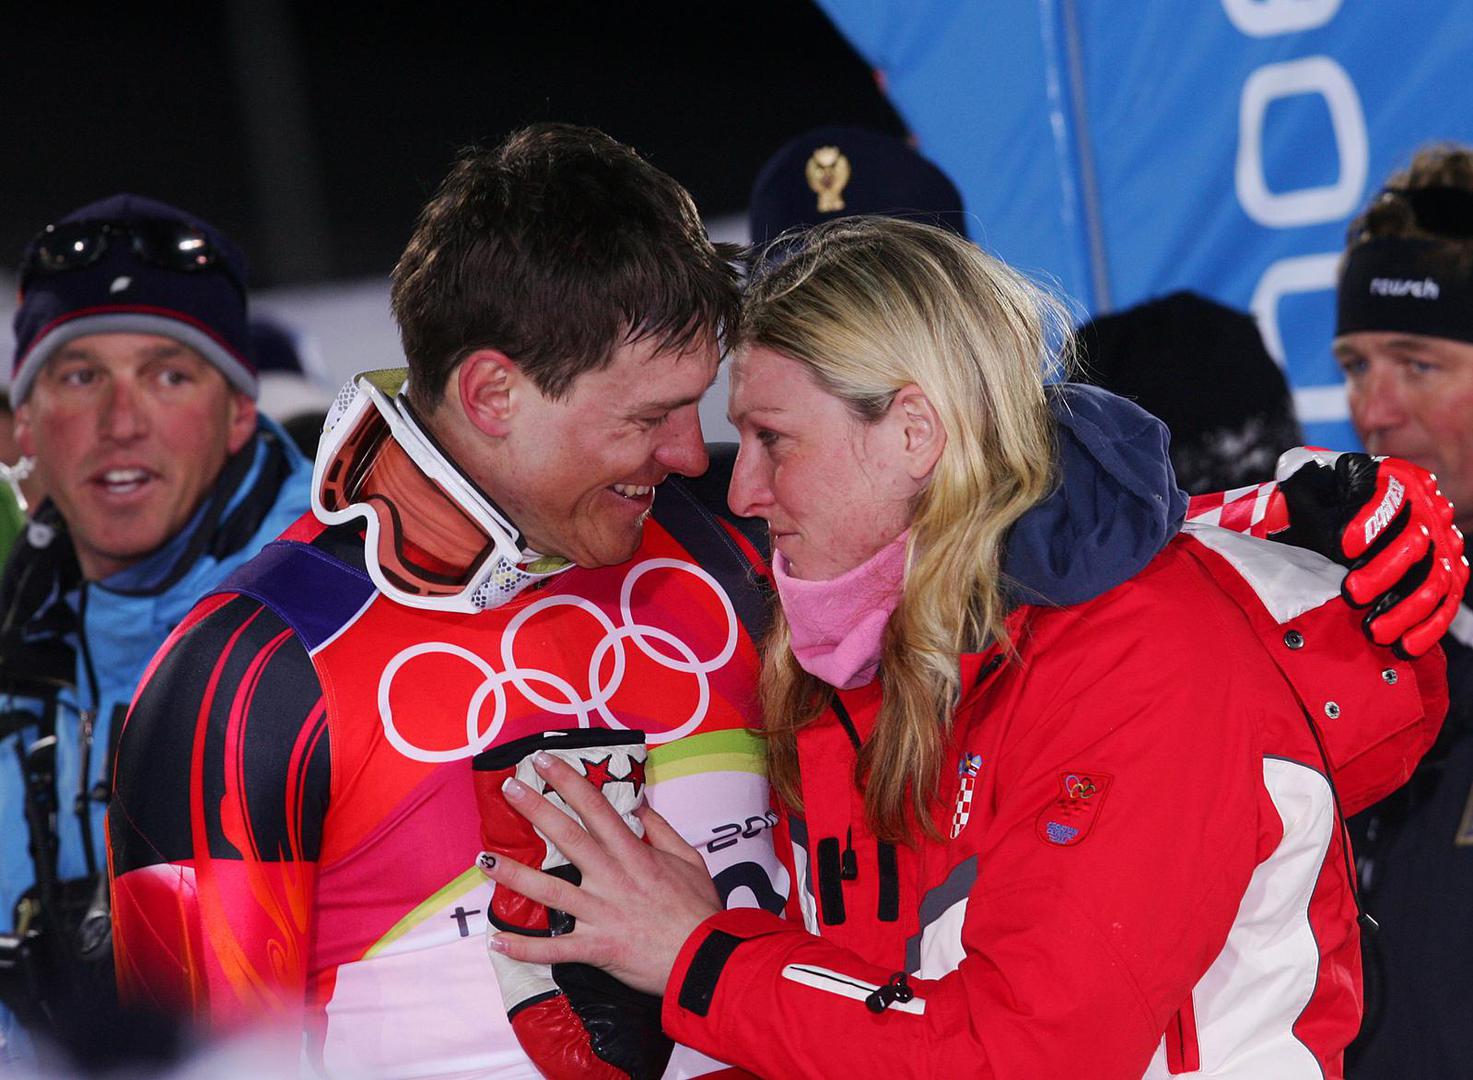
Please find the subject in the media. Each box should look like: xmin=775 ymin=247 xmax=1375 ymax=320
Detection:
xmin=472 ymin=729 xmax=671 ymax=1080
xmin=1271 ymin=448 xmax=1467 ymax=658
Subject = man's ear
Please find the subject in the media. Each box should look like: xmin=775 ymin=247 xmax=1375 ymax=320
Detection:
xmin=226 ymin=393 xmax=258 ymax=455
xmin=892 ymin=383 xmax=947 ymax=481
xmin=457 ymin=350 xmax=522 ymax=438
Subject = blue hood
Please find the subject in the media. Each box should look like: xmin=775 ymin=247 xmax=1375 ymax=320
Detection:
xmin=1003 ymin=383 xmax=1188 ymax=607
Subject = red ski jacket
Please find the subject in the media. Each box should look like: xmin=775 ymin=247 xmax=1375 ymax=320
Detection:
xmin=663 ymin=525 xmax=1446 ymax=1080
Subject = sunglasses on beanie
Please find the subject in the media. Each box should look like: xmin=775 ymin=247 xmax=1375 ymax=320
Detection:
xmin=18 ymin=218 xmax=244 ymax=297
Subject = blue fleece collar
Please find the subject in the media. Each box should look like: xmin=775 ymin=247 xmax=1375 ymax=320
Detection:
xmin=100 ymin=416 xmax=307 ymax=596
xmin=1003 ymin=383 xmax=1188 ymax=608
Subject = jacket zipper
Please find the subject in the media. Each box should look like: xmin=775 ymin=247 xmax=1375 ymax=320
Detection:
xmin=827 ymin=695 xmax=900 ymax=923
xmin=780 ymin=963 xmax=927 ymax=1016
xmin=74 ymin=582 xmax=101 ymax=879
xmin=1165 ymin=993 xmax=1200 ymax=1074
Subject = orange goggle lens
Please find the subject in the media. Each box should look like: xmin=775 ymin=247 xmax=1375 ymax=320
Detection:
xmin=319 ymin=407 xmax=499 ymax=597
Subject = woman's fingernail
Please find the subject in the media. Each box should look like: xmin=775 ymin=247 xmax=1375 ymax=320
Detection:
xmin=477 ymin=852 xmax=497 ymax=873
xmin=487 ymin=934 xmax=509 ymax=954
xmin=502 ymin=777 xmax=527 ymax=799
xmin=532 ymin=750 xmax=555 ymax=769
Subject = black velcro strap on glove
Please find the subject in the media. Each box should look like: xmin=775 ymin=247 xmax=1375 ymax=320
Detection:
xmin=473 ymin=729 xmax=672 ymax=1080
xmin=1273 ymin=452 xmax=1404 ymax=571
xmin=551 ymin=961 xmax=670 ymax=1079
xmin=1270 ymin=450 xmax=1468 ymax=659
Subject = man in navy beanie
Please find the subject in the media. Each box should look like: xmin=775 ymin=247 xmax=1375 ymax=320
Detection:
xmin=0 ymin=194 xmax=312 ymax=1068
xmin=748 ymin=125 xmax=968 ymax=249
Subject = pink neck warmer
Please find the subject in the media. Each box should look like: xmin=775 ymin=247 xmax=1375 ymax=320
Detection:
xmin=773 ymin=530 xmax=909 ymax=690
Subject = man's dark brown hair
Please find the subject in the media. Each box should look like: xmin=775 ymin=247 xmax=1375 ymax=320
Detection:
xmin=1346 ymin=143 xmax=1473 ymax=276
xmin=391 ymin=123 xmax=740 ymax=411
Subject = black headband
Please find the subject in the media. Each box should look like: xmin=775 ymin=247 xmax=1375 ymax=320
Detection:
xmin=1336 ymin=235 xmax=1473 ymax=345
xmin=1380 ymin=184 xmax=1473 ymax=238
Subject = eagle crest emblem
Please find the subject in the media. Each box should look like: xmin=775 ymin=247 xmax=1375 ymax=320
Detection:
xmin=805 ymin=145 xmax=851 ymax=213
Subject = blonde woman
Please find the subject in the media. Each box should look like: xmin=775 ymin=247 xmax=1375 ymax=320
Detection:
xmin=479 ymin=218 xmax=1447 ymax=1079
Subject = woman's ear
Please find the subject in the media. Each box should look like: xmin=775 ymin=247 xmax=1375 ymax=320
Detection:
xmin=893 ymin=383 xmax=947 ymax=481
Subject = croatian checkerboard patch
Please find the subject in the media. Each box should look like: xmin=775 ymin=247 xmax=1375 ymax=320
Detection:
xmin=1036 ymin=771 xmax=1113 ymax=847
xmin=950 ymin=753 xmax=984 ymax=839
xmin=1184 ymin=481 xmax=1281 ymax=536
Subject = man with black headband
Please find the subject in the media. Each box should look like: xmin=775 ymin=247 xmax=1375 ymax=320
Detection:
xmin=1336 ymin=159 xmax=1473 ymax=529
xmin=1333 ymin=145 xmax=1473 ymax=1080
xmin=0 ymin=195 xmax=313 ymax=1064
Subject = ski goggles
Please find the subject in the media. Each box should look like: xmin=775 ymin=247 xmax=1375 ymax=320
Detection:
xmin=19 ymin=218 xmax=244 ymax=296
xmin=313 ymin=369 xmax=570 ymax=612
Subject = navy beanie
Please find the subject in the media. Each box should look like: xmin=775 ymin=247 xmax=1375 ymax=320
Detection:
xmin=1076 ymin=291 xmax=1304 ymax=496
xmin=11 ymin=193 xmax=256 ymax=404
xmin=249 ymin=316 xmax=310 ymax=376
xmin=749 ymin=126 xmax=968 ymax=246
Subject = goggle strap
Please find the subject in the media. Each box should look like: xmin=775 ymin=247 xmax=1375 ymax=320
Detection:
xmin=316 ymin=371 xmax=573 ymax=612
xmin=395 ymin=394 xmax=528 ymax=551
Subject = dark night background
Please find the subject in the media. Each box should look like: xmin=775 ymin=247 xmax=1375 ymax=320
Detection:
xmin=1 ymin=1 xmax=905 ymax=288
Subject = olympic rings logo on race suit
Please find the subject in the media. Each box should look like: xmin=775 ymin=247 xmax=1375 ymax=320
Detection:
xmin=377 ymin=559 xmax=740 ymax=763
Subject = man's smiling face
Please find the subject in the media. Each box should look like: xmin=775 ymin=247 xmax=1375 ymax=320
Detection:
xmin=474 ymin=334 xmax=719 ymax=568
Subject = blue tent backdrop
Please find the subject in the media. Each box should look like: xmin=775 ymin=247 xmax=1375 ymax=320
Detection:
xmin=818 ymin=0 xmax=1473 ymax=448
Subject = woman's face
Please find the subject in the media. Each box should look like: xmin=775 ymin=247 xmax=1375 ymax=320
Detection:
xmin=726 ymin=346 xmax=927 ymax=581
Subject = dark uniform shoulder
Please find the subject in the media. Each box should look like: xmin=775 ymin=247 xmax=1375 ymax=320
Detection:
xmin=214 ymin=528 xmax=376 ymax=651
xmin=110 ymin=593 xmax=330 ymax=873
xmin=654 ymin=444 xmax=772 ymax=643
xmin=667 ymin=443 xmax=769 ymax=558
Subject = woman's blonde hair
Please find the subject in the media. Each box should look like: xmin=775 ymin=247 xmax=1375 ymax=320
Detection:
xmin=738 ymin=217 xmax=1069 ymax=841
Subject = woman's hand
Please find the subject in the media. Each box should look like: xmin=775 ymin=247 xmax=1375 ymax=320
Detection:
xmin=478 ymin=749 xmax=723 ymax=996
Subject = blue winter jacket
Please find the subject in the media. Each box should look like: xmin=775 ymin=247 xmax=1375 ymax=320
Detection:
xmin=0 ymin=418 xmax=311 ymax=1056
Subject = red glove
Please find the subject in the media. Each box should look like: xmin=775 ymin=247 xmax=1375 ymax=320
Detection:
xmin=1268 ymin=448 xmax=1468 ymax=658
xmin=472 ymin=728 xmax=670 ymax=1080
